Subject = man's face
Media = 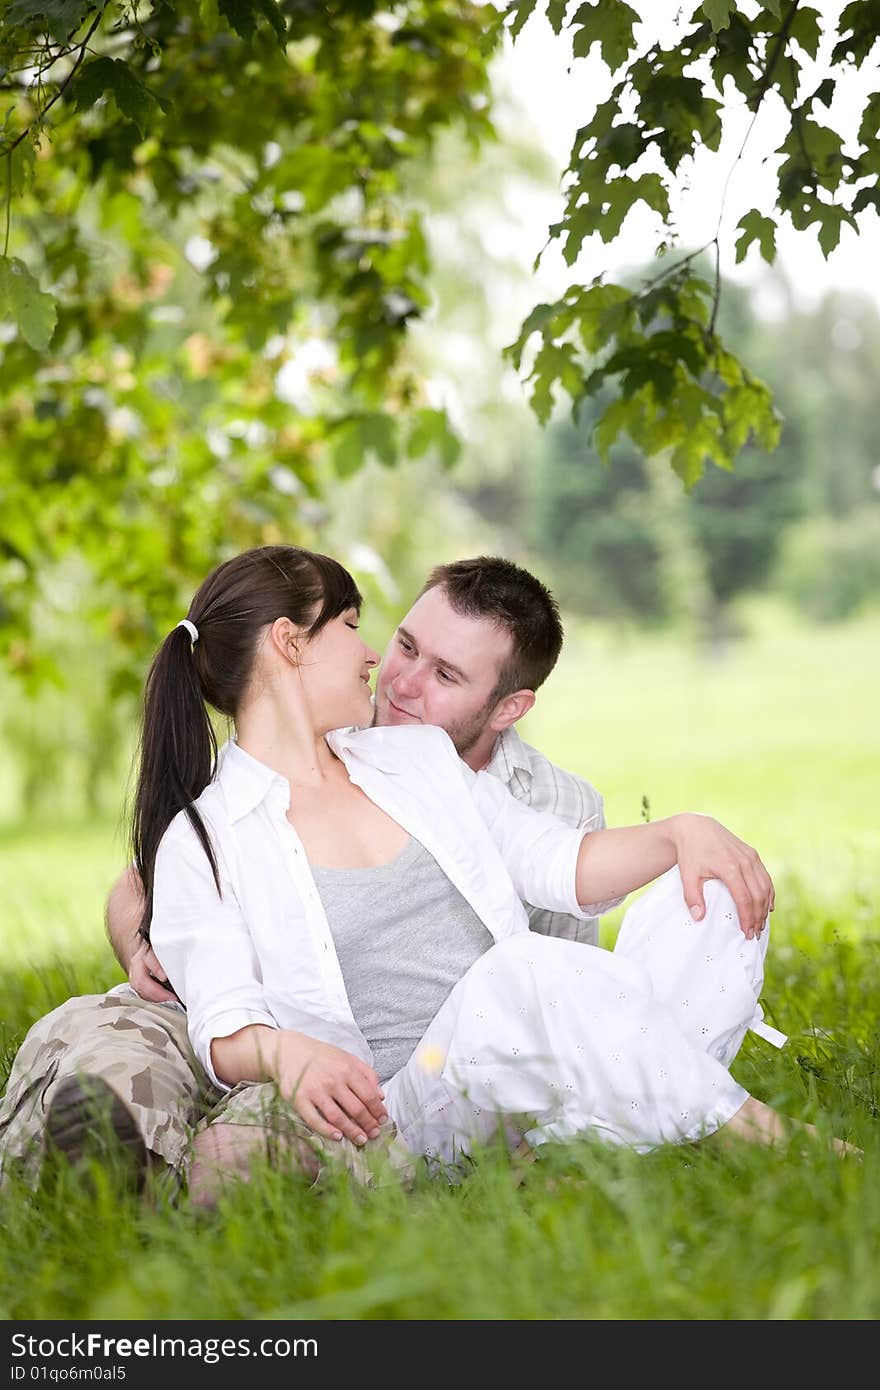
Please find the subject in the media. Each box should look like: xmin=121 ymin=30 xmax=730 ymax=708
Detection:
xmin=373 ymin=586 xmax=513 ymax=758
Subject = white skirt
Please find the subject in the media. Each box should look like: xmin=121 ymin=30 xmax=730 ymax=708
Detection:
xmin=383 ymin=868 xmax=785 ymax=1162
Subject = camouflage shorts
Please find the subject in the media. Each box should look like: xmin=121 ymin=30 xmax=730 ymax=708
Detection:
xmin=200 ymin=1082 xmax=417 ymax=1192
xmin=0 ymin=988 xmax=416 ymax=1192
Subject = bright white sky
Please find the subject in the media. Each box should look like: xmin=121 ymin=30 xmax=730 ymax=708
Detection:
xmin=495 ymin=0 xmax=880 ymax=316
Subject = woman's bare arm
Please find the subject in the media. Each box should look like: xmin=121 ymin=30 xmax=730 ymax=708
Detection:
xmin=575 ymin=812 xmax=774 ymax=939
xmin=211 ymin=1025 xmax=388 ymax=1146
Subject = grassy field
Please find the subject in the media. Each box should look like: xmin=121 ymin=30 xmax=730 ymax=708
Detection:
xmin=0 ymin=611 xmax=878 ymax=1321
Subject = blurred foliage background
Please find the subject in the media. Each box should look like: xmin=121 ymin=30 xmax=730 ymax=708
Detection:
xmin=1 ymin=1 xmax=878 ymax=934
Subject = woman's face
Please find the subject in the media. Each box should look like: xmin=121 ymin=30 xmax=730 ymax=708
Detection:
xmin=296 ymin=607 xmax=378 ymax=732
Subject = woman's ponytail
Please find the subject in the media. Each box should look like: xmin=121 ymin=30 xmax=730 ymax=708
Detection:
xmin=131 ymin=620 xmax=219 ymax=940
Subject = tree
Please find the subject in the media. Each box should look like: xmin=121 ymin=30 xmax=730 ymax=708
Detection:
xmin=0 ymin=0 xmax=495 ymax=678
xmin=4 ymin=1 xmax=880 ymax=679
xmin=514 ymin=268 xmax=880 ymax=629
xmin=504 ymin=0 xmax=880 ymax=482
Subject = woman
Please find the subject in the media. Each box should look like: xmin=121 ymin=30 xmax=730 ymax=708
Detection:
xmin=131 ymin=544 xmax=852 ymax=1198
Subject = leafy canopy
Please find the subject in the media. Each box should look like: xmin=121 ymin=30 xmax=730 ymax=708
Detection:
xmin=0 ymin=0 xmax=495 ymax=679
xmin=2 ymin=1 xmax=880 ymax=681
xmin=503 ymin=1 xmax=880 ymax=484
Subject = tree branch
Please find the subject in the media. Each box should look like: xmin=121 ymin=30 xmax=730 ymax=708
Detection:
xmin=707 ymin=1 xmax=804 ymax=332
xmin=5 ymin=9 xmax=105 ymax=157
xmin=749 ymin=0 xmax=803 ymax=114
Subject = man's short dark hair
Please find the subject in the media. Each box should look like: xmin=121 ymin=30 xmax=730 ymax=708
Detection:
xmin=420 ymin=556 xmax=563 ymax=703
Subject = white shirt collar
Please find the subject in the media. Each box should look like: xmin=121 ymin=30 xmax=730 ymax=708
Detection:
xmin=216 ymin=740 xmax=290 ymax=823
xmin=326 ymin=723 xmax=433 ymax=772
xmin=218 ymin=724 xmax=427 ymax=824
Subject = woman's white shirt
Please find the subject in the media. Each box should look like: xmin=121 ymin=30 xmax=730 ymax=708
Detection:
xmin=150 ymin=724 xmax=604 ymax=1089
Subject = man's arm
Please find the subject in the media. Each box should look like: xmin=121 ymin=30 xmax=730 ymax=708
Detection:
xmin=105 ymin=865 xmax=179 ymax=1002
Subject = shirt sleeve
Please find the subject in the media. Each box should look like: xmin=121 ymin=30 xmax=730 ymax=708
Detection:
xmin=150 ymin=811 xmax=279 ymax=1090
xmin=467 ymin=767 xmax=622 ymax=919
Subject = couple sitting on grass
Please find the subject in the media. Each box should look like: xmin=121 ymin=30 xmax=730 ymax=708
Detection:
xmin=0 ymin=548 xmax=859 ymax=1205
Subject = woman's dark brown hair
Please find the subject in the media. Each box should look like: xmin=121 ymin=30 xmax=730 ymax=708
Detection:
xmin=131 ymin=545 xmax=361 ymax=939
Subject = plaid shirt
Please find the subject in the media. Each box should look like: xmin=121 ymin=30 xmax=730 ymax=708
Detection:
xmin=484 ymin=726 xmax=605 ymax=946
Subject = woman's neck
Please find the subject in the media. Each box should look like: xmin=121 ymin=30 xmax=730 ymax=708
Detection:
xmin=235 ymin=697 xmax=338 ymax=789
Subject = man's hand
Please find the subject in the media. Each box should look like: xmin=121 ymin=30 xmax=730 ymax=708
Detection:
xmin=274 ymin=1032 xmax=388 ymax=1147
xmin=670 ymin=813 xmax=775 ymax=940
xmin=129 ymin=938 xmax=181 ymax=1004
xmin=105 ymin=864 xmax=146 ymax=973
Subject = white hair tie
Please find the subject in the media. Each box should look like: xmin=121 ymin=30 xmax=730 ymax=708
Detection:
xmin=175 ymin=618 xmax=199 ymax=645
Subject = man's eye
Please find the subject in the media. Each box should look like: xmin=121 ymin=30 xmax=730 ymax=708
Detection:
xmin=398 ymin=637 xmax=414 ymax=653
xmin=436 ymin=670 xmax=455 ymax=684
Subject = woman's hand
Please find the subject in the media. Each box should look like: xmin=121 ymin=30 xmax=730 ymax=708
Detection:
xmin=274 ymin=1032 xmax=389 ymax=1147
xmin=212 ymin=1025 xmax=389 ymax=1147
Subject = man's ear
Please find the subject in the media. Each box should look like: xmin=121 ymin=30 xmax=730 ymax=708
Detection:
xmin=489 ymin=688 xmax=535 ymax=734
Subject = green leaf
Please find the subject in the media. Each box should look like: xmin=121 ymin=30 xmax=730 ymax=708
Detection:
xmin=6 ymin=138 xmax=36 ymax=197
xmin=789 ymin=5 xmax=822 ymax=60
xmin=560 ymin=173 xmax=670 ymax=261
xmin=331 ymin=412 xmax=399 ymax=475
xmin=506 ymin=301 xmax=554 ymax=366
xmin=809 ymin=78 xmax=836 ymax=112
xmin=72 ymin=57 xmax=160 ymax=137
xmin=816 ymin=206 xmax=851 ymax=258
xmin=575 ymin=282 xmax=633 ymax=353
xmin=857 ymin=92 xmax=880 ymax=145
xmin=218 ymin=0 xmax=259 ymax=40
xmin=832 ymin=0 xmax=880 ymax=66
xmin=256 ymin=0 xmax=287 ymax=44
xmin=504 ymin=0 xmax=538 ymax=40
xmin=274 ymin=147 xmax=355 ymax=213
xmin=852 ymin=186 xmax=880 ymax=216
xmin=529 ymin=341 xmax=584 ymax=424
xmin=670 ymin=418 xmax=724 ymax=488
xmin=571 ymin=1 xmax=639 ymax=71
xmin=702 ymin=0 xmax=733 ymax=32
xmin=593 ymin=396 xmax=632 ymax=463
xmin=407 ymin=408 xmax=461 ymax=470
xmin=735 ymin=209 xmax=777 ymax=263
xmin=2 ymin=0 xmax=101 ymax=40
xmin=0 ymin=256 xmax=56 ymax=350
xmin=330 ymin=419 xmax=365 ymax=479
xmin=547 ymin=0 xmax=569 ymax=36
xmin=218 ymin=0 xmax=286 ymax=44
xmin=361 ymin=412 xmax=398 ymax=468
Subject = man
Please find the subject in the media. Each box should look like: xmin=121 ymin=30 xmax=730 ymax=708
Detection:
xmin=0 ymin=557 xmax=771 ymax=1192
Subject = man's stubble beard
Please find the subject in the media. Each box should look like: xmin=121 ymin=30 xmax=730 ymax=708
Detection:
xmin=444 ymin=703 xmax=494 ymax=759
xmin=373 ymin=689 xmax=493 ymax=759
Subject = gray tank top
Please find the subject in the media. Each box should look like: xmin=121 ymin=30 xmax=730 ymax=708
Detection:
xmin=311 ymin=836 xmax=494 ymax=1082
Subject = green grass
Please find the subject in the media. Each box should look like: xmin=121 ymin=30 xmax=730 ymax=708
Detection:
xmin=1 ymin=611 xmax=878 ymax=1320
xmin=0 ymin=912 xmax=877 ymax=1320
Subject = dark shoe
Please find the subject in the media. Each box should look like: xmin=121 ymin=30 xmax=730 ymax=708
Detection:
xmin=46 ymin=1074 xmax=148 ymax=1189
